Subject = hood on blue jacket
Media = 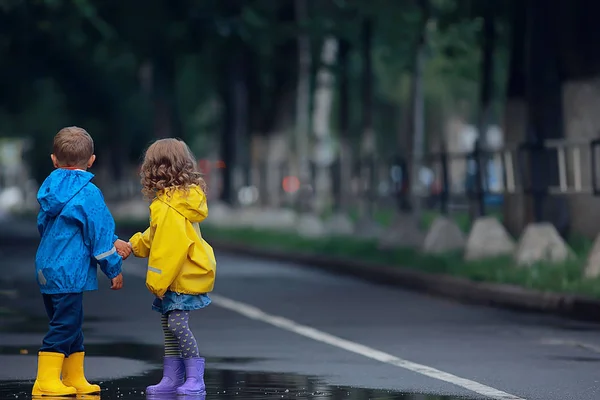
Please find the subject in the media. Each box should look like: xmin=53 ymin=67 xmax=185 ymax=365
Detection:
xmin=38 ymin=169 xmax=94 ymax=217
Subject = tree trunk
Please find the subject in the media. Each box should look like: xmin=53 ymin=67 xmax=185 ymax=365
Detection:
xmin=358 ymin=17 xmax=375 ymax=220
xmin=502 ymin=1 xmax=528 ymax=237
xmin=311 ymin=36 xmax=339 ymax=213
xmin=219 ymin=56 xmax=236 ymax=205
xmin=336 ymin=39 xmax=351 ymax=213
xmin=478 ymin=5 xmax=495 ymax=146
xmin=524 ymin=0 xmax=569 ymax=236
xmin=246 ymin=48 xmax=268 ymax=206
xmin=409 ymin=0 xmax=429 ymax=222
xmin=470 ymin=2 xmax=496 ymax=220
xmin=294 ymin=0 xmax=312 ymax=212
xmin=232 ymin=49 xmax=250 ymax=190
xmin=260 ymin=4 xmax=297 ymax=207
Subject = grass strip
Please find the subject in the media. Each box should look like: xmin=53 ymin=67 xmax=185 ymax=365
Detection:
xmin=197 ymin=225 xmax=600 ymax=299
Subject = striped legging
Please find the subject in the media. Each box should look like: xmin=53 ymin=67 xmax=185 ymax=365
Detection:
xmin=160 ymin=311 xmax=199 ymax=358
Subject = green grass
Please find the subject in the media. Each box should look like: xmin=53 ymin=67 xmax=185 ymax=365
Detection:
xmin=196 ymin=225 xmax=600 ymax=300
xmin=323 ymin=207 xmax=503 ymax=233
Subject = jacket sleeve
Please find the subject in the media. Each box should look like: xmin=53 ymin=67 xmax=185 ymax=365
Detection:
xmin=145 ymin=205 xmax=191 ymax=298
xmin=82 ymin=190 xmax=123 ymax=280
xmin=130 ymin=227 xmax=153 ymax=258
xmin=37 ymin=210 xmax=48 ymax=236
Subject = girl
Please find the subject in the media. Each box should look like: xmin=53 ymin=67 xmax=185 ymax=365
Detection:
xmin=127 ymin=138 xmax=216 ymax=396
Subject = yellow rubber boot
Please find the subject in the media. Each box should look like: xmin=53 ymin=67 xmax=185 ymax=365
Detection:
xmin=32 ymin=352 xmax=77 ymax=397
xmin=62 ymin=352 xmax=101 ymax=394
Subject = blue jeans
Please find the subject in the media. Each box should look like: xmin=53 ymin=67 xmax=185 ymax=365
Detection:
xmin=40 ymin=293 xmax=84 ymax=356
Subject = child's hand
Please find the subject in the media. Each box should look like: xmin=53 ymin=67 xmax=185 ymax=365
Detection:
xmin=111 ymin=273 xmax=124 ymax=290
xmin=115 ymin=239 xmax=132 ymax=259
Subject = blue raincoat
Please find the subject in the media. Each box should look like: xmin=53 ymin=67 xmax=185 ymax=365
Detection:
xmin=35 ymin=169 xmax=122 ymax=294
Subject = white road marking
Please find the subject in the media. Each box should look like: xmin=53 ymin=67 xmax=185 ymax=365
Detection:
xmin=211 ymin=294 xmax=525 ymax=400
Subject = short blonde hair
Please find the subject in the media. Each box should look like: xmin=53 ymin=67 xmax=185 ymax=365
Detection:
xmin=53 ymin=127 xmax=94 ymax=167
xmin=140 ymin=138 xmax=206 ymax=199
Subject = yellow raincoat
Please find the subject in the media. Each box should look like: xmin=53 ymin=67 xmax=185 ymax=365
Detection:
xmin=129 ymin=185 xmax=216 ymax=298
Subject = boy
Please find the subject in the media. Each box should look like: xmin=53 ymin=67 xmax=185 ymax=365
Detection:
xmin=32 ymin=127 xmax=130 ymax=397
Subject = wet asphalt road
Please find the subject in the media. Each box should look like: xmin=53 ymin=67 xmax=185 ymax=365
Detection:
xmin=1 ymin=226 xmax=600 ymax=399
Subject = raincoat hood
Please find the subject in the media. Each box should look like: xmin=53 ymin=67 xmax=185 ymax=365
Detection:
xmin=38 ymin=169 xmax=94 ymax=217
xmin=156 ymin=185 xmax=207 ymax=223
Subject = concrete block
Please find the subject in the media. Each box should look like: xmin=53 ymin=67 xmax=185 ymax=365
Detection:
xmin=251 ymin=208 xmax=297 ymax=231
xmin=514 ymin=222 xmax=573 ymax=266
xmin=584 ymin=234 xmax=600 ymax=278
xmin=378 ymin=214 xmax=424 ymax=250
xmin=422 ymin=216 xmax=466 ymax=254
xmin=354 ymin=217 xmax=383 ymax=239
xmin=465 ymin=217 xmax=515 ymax=261
xmin=297 ymin=213 xmax=328 ymax=238
xmin=325 ymin=212 xmax=355 ymax=236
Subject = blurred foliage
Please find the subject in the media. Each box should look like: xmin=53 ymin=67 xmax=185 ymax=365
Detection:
xmin=0 ymin=0 xmax=511 ymax=180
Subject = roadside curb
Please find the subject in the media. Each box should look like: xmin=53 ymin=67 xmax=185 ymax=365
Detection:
xmin=4 ymin=221 xmax=600 ymax=323
xmin=211 ymin=240 xmax=600 ymax=323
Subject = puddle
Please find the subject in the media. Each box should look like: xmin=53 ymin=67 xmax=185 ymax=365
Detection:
xmin=0 ymin=313 xmax=110 ymax=335
xmin=0 ymin=344 xmax=264 ymax=367
xmin=0 ymin=343 xmax=477 ymax=400
xmin=0 ymin=368 xmax=479 ymax=400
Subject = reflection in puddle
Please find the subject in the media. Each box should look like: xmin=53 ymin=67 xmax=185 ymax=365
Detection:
xmin=0 ymin=343 xmax=264 ymax=367
xmin=1 ymin=368 xmax=478 ymax=400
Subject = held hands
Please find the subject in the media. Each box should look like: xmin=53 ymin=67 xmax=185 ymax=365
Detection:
xmin=115 ymin=239 xmax=132 ymax=259
xmin=111 ymin=273 xmax=123 ymax=290
xmin=111 ymin=238 xmax=127 ymax=290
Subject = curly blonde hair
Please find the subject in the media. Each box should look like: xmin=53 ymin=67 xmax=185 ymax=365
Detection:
xmin=140 ymin=138 xmax=207 ymax=200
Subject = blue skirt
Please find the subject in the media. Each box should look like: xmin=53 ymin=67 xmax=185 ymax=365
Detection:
xmin=152 ymin=291 xmax=212 ymax=314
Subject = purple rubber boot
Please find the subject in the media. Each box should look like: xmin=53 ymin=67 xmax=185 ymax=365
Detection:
xmin=146 ymin=357 xmax=185 ymax=395
xmin=176 ymin=358 xmax=206 ymax=395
